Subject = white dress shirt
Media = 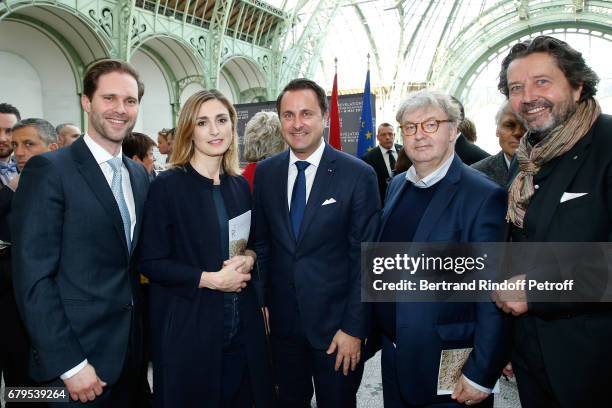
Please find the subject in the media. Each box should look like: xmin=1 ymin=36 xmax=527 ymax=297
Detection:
xmin=380 ymin=146 xmax=398 ymax=176
xmin=84 ymin=134 xmax=136 ymax=239
xmin=504 ymin=153 xmax=511 ymax=169
xmin=405 ymin=153 xmax=454 ymax=188
xmin=286 ymin=139 xmax=326 ymax=209
xmin=61 ymin=134 xmax=136 ymax=380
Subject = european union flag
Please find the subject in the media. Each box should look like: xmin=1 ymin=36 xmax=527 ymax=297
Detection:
xmin=356 ymin=69 xmax=375 ymax=157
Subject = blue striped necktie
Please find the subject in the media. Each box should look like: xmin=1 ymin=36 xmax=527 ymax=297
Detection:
xmin=108 ymin=157 xmax=131 ymax=250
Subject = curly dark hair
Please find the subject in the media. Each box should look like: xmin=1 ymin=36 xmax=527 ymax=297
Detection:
xmin=498 ymin=35 xmax=599 ymax=102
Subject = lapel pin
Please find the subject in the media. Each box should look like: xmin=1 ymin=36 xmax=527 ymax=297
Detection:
xmin=573 ymin=155 xmax=578 ymax=160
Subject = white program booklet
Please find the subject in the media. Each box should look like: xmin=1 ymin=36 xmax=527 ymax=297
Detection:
xmin=437 ymin=348 xmax=500 ymax=395
xmin=228 ymin=210 xmax=251 ymax=257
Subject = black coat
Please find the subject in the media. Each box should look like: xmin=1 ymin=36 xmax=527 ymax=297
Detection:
xmin=471 ymin=150 xmax=509 ymax=187
xmin=455 ymin=134 xmax=490 ymax=165
xmin=139 ymin=165 xmax=275 ymax=408
xmin=506 ymin=114 xmax=612 ymax=406
xmin=361 ymin=144 xmax=402 ymax=202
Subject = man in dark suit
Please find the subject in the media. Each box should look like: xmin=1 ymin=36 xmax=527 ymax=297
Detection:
xmin=451 ymin=97 xmax=490 ymax=165
xmin=11 ymin=60 xmax=150 ymax=407
xmin=471 ymin=102 xmax=525 ymax=187
xmin=251 ymin=78 xmax=380 ymax=407
xmin=1 ymin=117 xmax=58 ymax=407
xmin=493 ymin=36 xmax=612 ymax=407
xmin=376 ymin=90 xmax=509 ymax=407
xmin=361 ymin=122 xmax=402 ymax=202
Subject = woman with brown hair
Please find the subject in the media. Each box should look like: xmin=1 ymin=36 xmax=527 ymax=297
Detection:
xmin=139 ymin=89 xmax=275 ymax=407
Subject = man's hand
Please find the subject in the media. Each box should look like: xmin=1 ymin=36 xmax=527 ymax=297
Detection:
xmin=326 ymin=329 xmax=361 ymax=376
xmin=63 ymin=363 xmax=107 ymax=403
xmin=491 ymin=274 xmax=528 ymax=316
xmin=451 ymin=375 xmax=489 ymax=405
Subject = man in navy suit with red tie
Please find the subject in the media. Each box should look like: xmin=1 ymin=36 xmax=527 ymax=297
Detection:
xmin=251 ymin=78 xmax=380 ymax=407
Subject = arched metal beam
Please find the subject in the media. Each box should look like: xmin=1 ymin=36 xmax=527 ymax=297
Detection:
xmin=429 ymin=0 xmax=612 ymax=94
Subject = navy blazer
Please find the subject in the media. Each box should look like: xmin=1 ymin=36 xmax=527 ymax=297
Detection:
xmin=251 ymin=143 xmax=380 ymax=349
xmin=11 ymin=137 xmax=149 ymax=384
xmin=380 ymin=154 xmax=510 ymax=405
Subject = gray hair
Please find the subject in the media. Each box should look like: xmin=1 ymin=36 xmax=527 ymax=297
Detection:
xmin=395 ymin=90 xmax=462 ymax=125
xmin=55 ymin=122 xmax=78 ymax=134
xmin=243 ymin=111 xmax=286 ymax=162
xmin=494 ymin=101 xmax=513 ymax=126
xmin=13 ymin=118 xmax=58 ymax=145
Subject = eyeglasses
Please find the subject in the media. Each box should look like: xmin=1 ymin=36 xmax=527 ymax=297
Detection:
xmin=399 ymin=119 xmax=453 ymax=136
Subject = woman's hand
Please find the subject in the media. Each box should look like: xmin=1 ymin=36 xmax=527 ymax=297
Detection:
xmin=199 ymin=260 xmax=251 ymax=292
xmin=223 ymin=250 xmax=256 ymax=274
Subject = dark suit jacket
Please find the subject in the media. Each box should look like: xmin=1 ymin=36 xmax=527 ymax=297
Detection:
xmin=471 ymin=150 xmax=509 ymax=187
xmin=251 ymin=143 xmax=380 ymax=348
xmin=455 ymin=134 xmax=490 ymax=165
xmin=11 ymin=137 xmax=149 ymax=384
xmin=380 ymin=155 xmax=510 ymax=405
xmin=507 ymin=113 xmax=612 ymax=406
xmin=362 ymin=144 xmax=402 ymax=203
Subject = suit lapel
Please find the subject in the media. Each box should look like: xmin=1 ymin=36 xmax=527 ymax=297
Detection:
xmin=373 ymin=147 xmax=388 ymax=176
xmin=412 ymin=155 xmax=461 ymax=241
xmin=274 ymin=151 xmax=294 ymax=246
xmin=532 ymin=134 xmax=591 ymax=241
xmin=379 ymin=179 xmax=409 ymax=239
xmin=71 ymin=138 xmax=129 ymax=257
xmin=296 ymin=145 xmax=336 ymax=244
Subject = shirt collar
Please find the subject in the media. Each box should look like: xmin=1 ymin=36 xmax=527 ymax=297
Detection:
xmin=503 ymin=152 xmax=511 ymax=169
xmin=84 ymin=133 xmax=123 ymax=165
xmin=289 ymin=139 xmax=325 ymax=169
xmin=380 ymin=145 xmax=393 ymax=155
xmin=405 ymin=153 xmax=454 ymax=188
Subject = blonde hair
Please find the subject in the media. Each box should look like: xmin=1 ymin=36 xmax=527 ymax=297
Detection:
xmin=243 ymin=111 xmax=286 ymax=162
xmin=169 ymin=89 xmax=240 ymax=176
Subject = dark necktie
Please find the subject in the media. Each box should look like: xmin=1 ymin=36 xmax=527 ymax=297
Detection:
xmin=290 ymin=161 xmax=310 ymax=240
xmin=387 ymin=150 xmax=396 ymax=175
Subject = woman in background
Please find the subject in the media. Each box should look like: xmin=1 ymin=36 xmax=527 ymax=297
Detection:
xmin=139 ymin=89 xmax=275 ymax=407
xmin=241 ymin=111 xmax=286 ymax=191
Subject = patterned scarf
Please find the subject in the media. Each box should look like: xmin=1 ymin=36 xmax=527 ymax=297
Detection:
xmin=506 ymin=98 xmax=601 ymax=228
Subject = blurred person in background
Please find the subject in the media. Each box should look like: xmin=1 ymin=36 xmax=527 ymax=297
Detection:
xmin=123 ymin=131 xmax=156 ymax=181
xmin=471 ymin=102 xmax=526 ymax=187
xmin=241 ymin=111 xmax=286 ymax=191
xmin=0 ymin=103 xmax=20 ymax=186
xmin=56 ymin=123 xmax=82 ymax=147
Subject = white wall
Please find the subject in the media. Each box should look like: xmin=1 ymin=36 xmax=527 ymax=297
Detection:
xmin=179 ymin=82 xmax=205 ymax=107
xmin=130 ymin=50 xmax=172 ymax=140
xmin=0 ymin=51 xmax=44 ymax=118
xmin=0 ymin=21 xmax=79 ymax=126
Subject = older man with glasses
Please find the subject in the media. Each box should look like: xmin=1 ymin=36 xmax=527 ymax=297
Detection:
xmin=373 ymin=89 xmax=510 ymax=408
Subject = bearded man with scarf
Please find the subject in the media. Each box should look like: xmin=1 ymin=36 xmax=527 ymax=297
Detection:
xmin=492 ymin=36 xmax=612 ymax=408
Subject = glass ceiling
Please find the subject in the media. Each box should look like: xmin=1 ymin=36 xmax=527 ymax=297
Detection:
xmin=262 ymin=0 xmax=612 ymax=153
